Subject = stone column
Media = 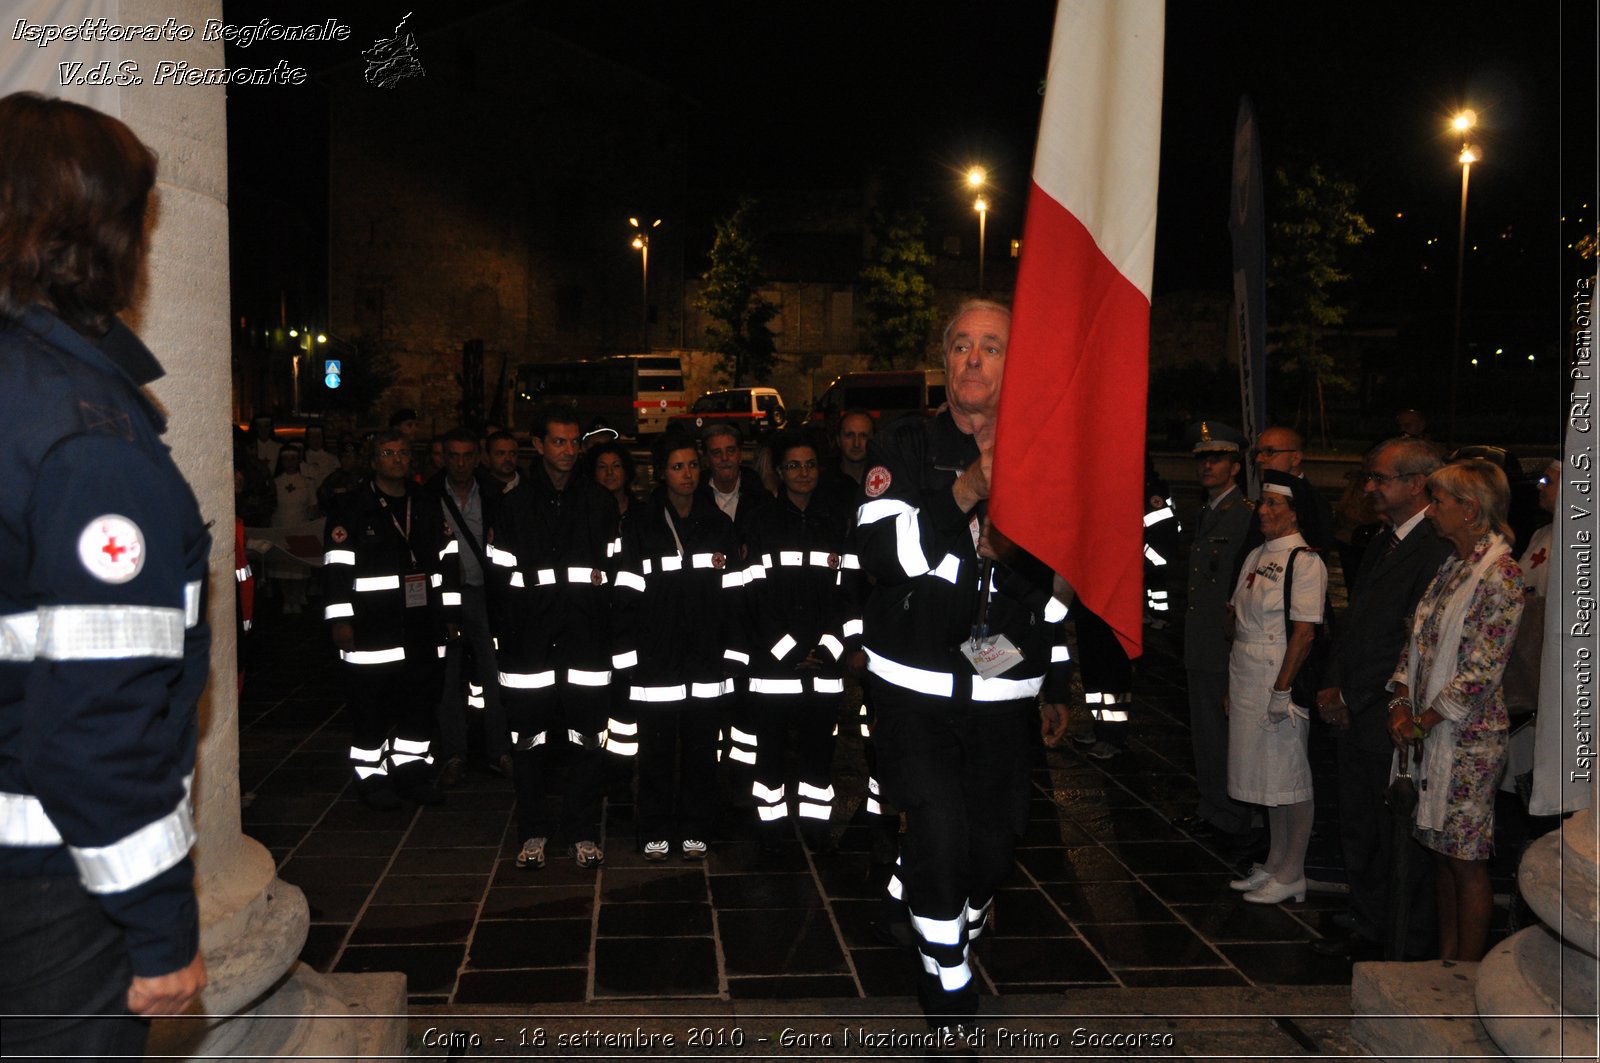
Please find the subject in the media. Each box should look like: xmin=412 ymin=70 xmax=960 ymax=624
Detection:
xmin=1 ymin=1 xmax=405 ymax=1056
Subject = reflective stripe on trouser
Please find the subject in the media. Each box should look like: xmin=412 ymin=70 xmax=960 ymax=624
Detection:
xmin=505 ymin=677 xmax=610 ymax=841
xmin=1085 ymin=691 xmax=1132 ymax=723
xmin=867 ymin=680 xmax=1031 ymax=1022
xmin=749 ymin=687 xmax=838 ymax=828
xmin=344 ymin=635 xmax=441 ymax=789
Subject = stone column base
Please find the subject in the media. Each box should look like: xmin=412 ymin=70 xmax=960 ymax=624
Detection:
xmin=148 ymin=964 xmax=407 ymax=1061
xmin=1350 ymin=959 xmax=1501 ymax=1062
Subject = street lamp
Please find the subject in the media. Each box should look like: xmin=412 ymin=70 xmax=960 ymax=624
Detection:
xmin=629 ymin=216 xmax=660 ymax=349
xmin=1448 ymin=110 xmax=1479 ymax=444
xmin=973 ymin=195 xmax=989 ymax=293
xmin=966 ymin=167 xmax=988 ymax=292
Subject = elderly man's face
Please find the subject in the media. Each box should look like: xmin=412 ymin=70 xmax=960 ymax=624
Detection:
xmin=1254 ymin=428 xmax=1301 ymax=475
xmin=944 ymin=307 xmax=1009 ymax=418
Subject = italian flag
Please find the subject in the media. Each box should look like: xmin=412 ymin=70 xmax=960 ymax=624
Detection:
xmin=991 ymin=0 xmax=1165 ymax=658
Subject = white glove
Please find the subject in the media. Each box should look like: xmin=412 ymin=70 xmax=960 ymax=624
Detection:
xmin=1267 ymin=687 xmax=1293 ymax=722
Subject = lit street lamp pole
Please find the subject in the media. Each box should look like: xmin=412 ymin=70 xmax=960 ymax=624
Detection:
xmin=1448 ymin=111 xmax=1478 ymax=446
xmin=966 ymin=167 xmax=987 ymax=293
xmin=629 ymin=216 xmax=660 ymax=350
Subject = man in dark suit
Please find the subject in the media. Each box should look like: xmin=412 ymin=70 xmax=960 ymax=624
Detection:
xmin=1314 ymin=437 xmax=1451 ymax=959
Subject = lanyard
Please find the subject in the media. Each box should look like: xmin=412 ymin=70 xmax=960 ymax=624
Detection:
xmin=662 ymin=504 xmax=686 ymax=558
xmin=373 ymin=485 xmax=418 ymax=568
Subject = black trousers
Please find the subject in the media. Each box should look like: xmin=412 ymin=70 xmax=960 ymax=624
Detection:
xmin=749 ymin=686 xmax=839 ymax=828
xmin=507 ymin=680 xmax=610 ymax=843
xmin=0 ymin=875 xmax=147 ymax=1058
xmin=1336 ymin=698 xmax=1438 ymax=956
xmin=869 ymin=681 xmax=1033 ymax=1025
xmin=1073 ymin=603 xmax=1133 ymax=745
xmin=636 ymin=694 xmax=723 ymax=843
xmin=344 ymin=644 xmax=441 ymax=791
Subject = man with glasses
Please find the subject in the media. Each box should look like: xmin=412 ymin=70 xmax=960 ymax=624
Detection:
xmin=1250 ymin=426 xmax=1333 ymax=550
xmin=1311 ymin=437 xmax=1450 ymax=959
xmin=1173 ymin=422 xmax=1256 ymax=847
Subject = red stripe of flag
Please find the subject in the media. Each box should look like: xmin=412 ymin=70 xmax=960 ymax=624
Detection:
xmin=990 ymin=0 xmax=1165 ymax=659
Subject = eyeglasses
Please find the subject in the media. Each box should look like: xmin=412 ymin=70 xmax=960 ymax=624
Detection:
xmin=779 ymin=460 xmax=820 ymax=472
xmin=377 ymin=448 xmax=409 ymax=459
xmin=1363 ymin=471 xmax=1419 ymax=485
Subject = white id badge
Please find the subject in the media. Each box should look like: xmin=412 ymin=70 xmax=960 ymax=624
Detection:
xmin=962 ymin=634 xmax=1023 ymax=678
xmin=403 ymin=573 xmax=428 ymax=609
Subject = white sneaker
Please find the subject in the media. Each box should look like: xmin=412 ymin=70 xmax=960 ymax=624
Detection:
xmin=681 ymin=838 xmax=708 ymax=861
xmin=643 ymin=839 xmax=670 ymax=862
xmin=516 ymin=836 xmax=547 ymax=869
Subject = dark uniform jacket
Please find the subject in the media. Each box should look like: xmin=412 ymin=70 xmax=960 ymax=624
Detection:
xmin=1184 ymin=485 xmax=1253 ymax=672
xmin=855 ymin=412 xmax=1072 ymax=711
xmin=0 ymin=308 xmax=210 ymax=977
xmin=739 ymin=491 xmax=860 ymax=690
xmin=1324 ymin=519 xmax=1453 ymax=715
xmin=491 ymin=465 xmax=618 ymax=678
xmin=322 ymin=481 xmax=454 ymax=663
xmin=612 ymin=489 xmax=743 ymax=692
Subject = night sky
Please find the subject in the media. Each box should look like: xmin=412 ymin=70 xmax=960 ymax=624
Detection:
xmin=226 ymin=1 xmax=1595 ymax=358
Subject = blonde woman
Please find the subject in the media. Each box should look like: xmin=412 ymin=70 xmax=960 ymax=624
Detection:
xmin=1387 ymin=458 xmax=1524 ymax=962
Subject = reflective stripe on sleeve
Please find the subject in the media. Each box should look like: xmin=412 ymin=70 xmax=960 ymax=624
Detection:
xmin=691 ymin=679 xmax=733 ymax=698
xmin=631 ymin=684 xmax=687 ymax=702
xmin=971 ymin=674 xmax=1044 ymax=702
xmin=614 ymin=571 xmax=646 ymax=592
xmin=37 ymin=605 xmax=184 ymax=660
xmin=818 ymin=634 xmax=843 ymax=659
xmin=930 ymin=554 xmax=962 ymax=584
xmin=723 ymin=649 xmax=750 ymax=666
xmin=1051 ymin=644 xmax=1071 ymax=663
xmin=778 ymin=550 xmax=804 ymax=567
xmin=770 ymin=634 xmax=797 ymax=660
xmin=440 ymin=591 xmax=462 ymax=607
xmin=841 ymin=618 xmax=863 ymax=639
xmin=0 ymin=790 xmax=64 ymax=845
xmin=808 ymin=551 xmax=832 ymax=567
xmin=1144 ymin=544 xmax=1168 ymax=567
xmin=567 ymin=668 xmax=611 ymax=687
xmin=324 ymin=602 xmax=354 ymax=620
xmin=720 ymin=570 xmax=742 ymax=589
xmin=537 ymin=569 xmax=558 ymax=585
xmin=1043 ymin=596 xmax=1069 ymax=623
xmin=865 ymin=649 xmax=952 ymax=697
xmin=323 ymin=549 xmax=355 ymax=566
xmin=690 ymin=552 xmax=716 ymax=569
xmin=612 ymin=650 xmax=639 ymax=669
xmin=68 ymin=777 xmax=197 ymax=895
xmin=1143 ymin=506 xmax=1175 ymax=527
xmin=749 ymin=677 xmax=803 ymax=695
xmin=658 ymin=555 xmax=683 ymax=572
xmin=500 ymin=669 xmax=557 ymax=689
xmin=354 ymin=575 xmax=400 ymax=592
xmin=508 ymin=571 xmax=525 ymax=588
xmin=812 ymin=677 xmax=844 ymax=694
xmin=488 ymin=547 xmax=518 ymax=568
xmin=430 ymin=572 xmax=443 ymax=588
xmin=439 ymin=540 xmax=460 ymax=560
xmin=0 ymin=612 xmax=40 ymax=661
xmin=341 ymin=646 xmax=405 ymax=665
xmin=183 ymin=581 xmax=202 ymax=628
xmin=839 ymin=552 xmax=860 ymax=569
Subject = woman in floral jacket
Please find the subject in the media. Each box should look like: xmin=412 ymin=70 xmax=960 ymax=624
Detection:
xmin=1387 ymin=458 xmax=1524 ymax=962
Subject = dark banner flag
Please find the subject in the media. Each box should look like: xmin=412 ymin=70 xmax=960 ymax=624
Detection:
xmin=1230 ymin=96 xmax=1268 ymax=499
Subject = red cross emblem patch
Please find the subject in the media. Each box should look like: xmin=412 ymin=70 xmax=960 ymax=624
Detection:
xmin=864 ymin=465 xmax=892 ymax=498
xmin=1529 ymin=547 xmax=1547 ymax=569
xmin=78 ymin=514 xmax=145 ymax=584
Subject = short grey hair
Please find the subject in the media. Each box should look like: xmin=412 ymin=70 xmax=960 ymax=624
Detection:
xmin=1378 ymin=436 xmax=1445 ymax=478
xmin=941 ymin=299 xmax=1011 ymax=353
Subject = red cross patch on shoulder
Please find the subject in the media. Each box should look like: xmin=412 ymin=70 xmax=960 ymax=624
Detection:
xmin=864 ymin=466 xmax=892 ymax=498
xmin=78 ymin=514 xmax=145 ymax=584
xmin=330 ymin=526 xmax=348 ymax=544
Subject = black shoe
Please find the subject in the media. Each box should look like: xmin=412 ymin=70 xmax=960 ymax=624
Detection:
xmin=1329 ymin=909 xmax=1358 ymax=931
xmin=406 ymin=782 xmax=446 ymax=806
xmin=438 ymin=757 xmax=465 ymax=788
xmin=1309 ymin=932 xmax=1355 ymax=957
xmin=361 ymin=786 xmax=403 ymax=812
xmin=1171 ymin=815 xmax=1218 ymax=837
xmin=494 ymin=753 xmax=514 ymax=779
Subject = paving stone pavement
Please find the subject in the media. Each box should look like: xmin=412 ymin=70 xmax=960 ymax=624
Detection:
xmin=237 ymin=496 xmax=1525 ymax=1058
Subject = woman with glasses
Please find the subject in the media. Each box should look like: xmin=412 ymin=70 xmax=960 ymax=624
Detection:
xmin=1226 ymin=469 xmax=1326 ymax=904
xmin=1387 ymin=458 xmax=1524 ymax=961
xmin=734 ymin=432 xmax=859 ymax=852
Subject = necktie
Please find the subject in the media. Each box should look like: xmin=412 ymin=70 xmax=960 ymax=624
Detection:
xmin=1379 ymin=528 xmax=1401 ymax=562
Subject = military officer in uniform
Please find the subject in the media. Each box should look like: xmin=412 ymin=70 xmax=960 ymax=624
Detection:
xmin=323 ymin=429 xmax=454 ymax=809
xmin=1174 ymin=421 xmax=1255 ymax=843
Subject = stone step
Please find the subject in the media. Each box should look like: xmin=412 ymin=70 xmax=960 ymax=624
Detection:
xmin=1350 ymin=959 xmax=1503 ymax=1062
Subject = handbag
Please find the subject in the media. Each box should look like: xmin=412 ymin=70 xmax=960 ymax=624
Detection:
xmin=1282 ymin=546 xmax=1333 ymax=707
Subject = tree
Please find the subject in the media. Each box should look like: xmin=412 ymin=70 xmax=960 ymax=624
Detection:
xmin=699 ymin=198 xmax=779 ymax=385
xmin=1267 ymin=162 xmax=1373 ymax=442
xmin=859 ymin=209 xmax=938 ymax=369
